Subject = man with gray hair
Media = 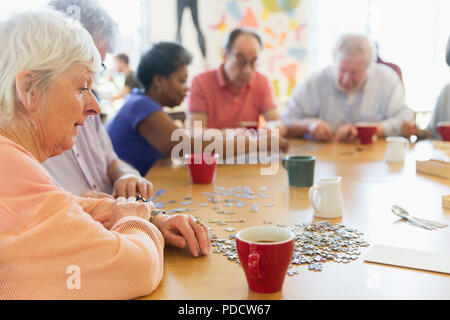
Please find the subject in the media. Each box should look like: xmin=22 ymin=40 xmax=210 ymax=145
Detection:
xmin=43 ymin=0 xmax=154 ymax=199
xmin=282 ymin=33 xmax=413 ymax=142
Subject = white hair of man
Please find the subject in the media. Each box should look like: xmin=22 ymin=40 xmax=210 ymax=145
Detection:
xmin=0 ymin=8 xmax=101 ymax=123
xmin=332 ymin=33 xmax=376 ymax=67
xmin=48 ymin=0 xmax=118 ymax=53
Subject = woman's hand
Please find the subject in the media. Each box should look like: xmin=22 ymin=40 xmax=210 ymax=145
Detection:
xmin=151 ymin=213 xmax=211 ymax=257
xmin=112 ymin=173 xmax=153 ymax=200
xmin=76 ymin=196 xmax=154 ymax=229
xmin=111 ymin=197 xmax=154 ymax=223
xmin=308 ymin=119 xmax=333 ymax=142
xmin=334 ymin=124 xmax=358 ymax=142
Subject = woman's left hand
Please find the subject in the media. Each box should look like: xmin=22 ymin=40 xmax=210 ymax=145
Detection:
xmin=112 ymin=173 xmax=153 ymax=200
xmin=152 ymin=214 xmax=211 ymax=257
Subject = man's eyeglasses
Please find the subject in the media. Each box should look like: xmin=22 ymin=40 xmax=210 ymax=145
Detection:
xmin=229 ymin=53 xmax=258 ymax=69
xmin=100 ymin=62 xmax=107 ymax=73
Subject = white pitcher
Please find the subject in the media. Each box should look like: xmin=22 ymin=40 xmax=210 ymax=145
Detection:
xmin=308 ymin=177 xmax=343 ymax=218
xmin=385 ymin=136 xmax=409 ymax=163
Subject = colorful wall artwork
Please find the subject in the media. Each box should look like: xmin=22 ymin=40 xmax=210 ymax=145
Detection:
xmin=207 ymin=0 xmax=308 ymax=103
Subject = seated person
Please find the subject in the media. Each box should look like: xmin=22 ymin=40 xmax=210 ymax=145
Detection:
xmin=107 ymin=42 xmax=288 ymax=177
xmin=44 ymin=0 xmax=153 ymax=200
xmin=0 ymin=9 xmax=209 ymax=300
xmin=186 ymin=27 xmax=286 ymax=135
xmin=104 ymin=53 xmax=142 ymax=102
xmin=281 ymin=33 xmax=414 ymax=142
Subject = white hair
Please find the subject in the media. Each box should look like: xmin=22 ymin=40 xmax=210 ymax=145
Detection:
xmin=332 ymin=33 xmax=376 ymax=66
xmin=0 ymin=8 xmax=101 ymax=122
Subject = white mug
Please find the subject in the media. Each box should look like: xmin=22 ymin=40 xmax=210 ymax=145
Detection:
xmin=308 ymin=177 xmax=343 ymax=218
xmin=385 ymin=136 xmax=409 ymax=163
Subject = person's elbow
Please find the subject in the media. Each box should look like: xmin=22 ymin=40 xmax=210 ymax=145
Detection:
xmin=127 ymin=246 xmax=164 ymax=298
xmin=113 ymin=230 xmax=165 ymax=299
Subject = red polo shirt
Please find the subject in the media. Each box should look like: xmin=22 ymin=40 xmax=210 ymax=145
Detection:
xmin=187 ymin=66 xmax=276 ymax=129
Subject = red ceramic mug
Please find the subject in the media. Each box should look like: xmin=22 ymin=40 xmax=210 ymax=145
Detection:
xmin=184 ymin=153 xmax=219 ymax=184
xmin=236 ymin=226 xmax=295 ymax=293
xmin=356 ymin=122 xmax=378 ymax=144
xmin=436 ymin=122 xmax=450 ymax=141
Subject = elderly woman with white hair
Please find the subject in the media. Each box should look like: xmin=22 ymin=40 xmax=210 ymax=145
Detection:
xmin=0 ymin=9 xmax=210 ymax=300
xmin=281 ymin=33 xmax=414 ymax=142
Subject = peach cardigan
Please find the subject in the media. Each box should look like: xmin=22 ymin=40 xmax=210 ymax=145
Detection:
xmin=0 ymin=135 xmax=164 ymax=299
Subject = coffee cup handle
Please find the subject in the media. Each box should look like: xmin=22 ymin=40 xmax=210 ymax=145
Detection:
xmin=308 ymin=186 xmax=321 ymax=213
xmin=248 ymin=252 xmax=262 ymax=279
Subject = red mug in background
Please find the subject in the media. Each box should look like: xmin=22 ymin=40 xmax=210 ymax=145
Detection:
xmin=356 ymin=122 xmax=378 ymax=144
xmin=184 ymin=153 xmax=219 ymax=184
xmin=436 ymin=122 xmax=450 ymax=141
xmin=236 ymin=226 xmax=294 ymax=293
xmin=239 ymin=121 xmax=259 ymax=131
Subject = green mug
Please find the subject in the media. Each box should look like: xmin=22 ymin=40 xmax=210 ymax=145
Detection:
xmin=282 ymin=156 xmax=316 ymax=188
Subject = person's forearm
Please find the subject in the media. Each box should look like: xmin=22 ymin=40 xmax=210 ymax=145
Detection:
xmin=107 ymin=159 xmax=141 ymax=184
xmin=286 ymin=118 xmax=318 ymax=137
xmin=379 ymin=107 xmax=413 ymax=137
xmin=74 ymin=195 xmax=115 ymax=225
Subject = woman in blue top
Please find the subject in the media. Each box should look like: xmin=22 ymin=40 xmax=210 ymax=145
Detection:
xmin=107 ymin=42 xmax=192 ymax=176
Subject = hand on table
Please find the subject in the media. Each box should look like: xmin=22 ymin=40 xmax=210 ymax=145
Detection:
xmin=111 ymin=197 xmax=154 ymax=222
xmin=263 ymin=128 xmax=289 ymax=153
xmin=334 ymin=124 xmax=358 ymax=142
xmin=152 ymin=213 xmax=211 ymax=257
xmin=113 ymin=173 xmax=153 ymax=200
xmin=308 ymin=119 xmax=333 ymax=142
xmin=376 ymin=124 xmax=385 ymax=138
xmin=279 ymin=137 xmax=289 ymax=153
xmin=402 ymin=121 xmax=417 ymax=138
xmin=77 ymin=195 xmax=154 ymax=228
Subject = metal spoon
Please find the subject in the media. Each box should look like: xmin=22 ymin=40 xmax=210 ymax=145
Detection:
xmin=392 ymin=205 xmax=448 ymax=229
xmin=391 ymin=205 xmax=436 ymax=230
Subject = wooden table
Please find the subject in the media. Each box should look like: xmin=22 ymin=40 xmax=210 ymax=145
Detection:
xmin=142 ymin=139 xmax=450 ymax=299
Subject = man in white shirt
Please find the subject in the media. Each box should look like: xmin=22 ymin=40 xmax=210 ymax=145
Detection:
xmin=282 ymin=33 xmax=414 ymax=142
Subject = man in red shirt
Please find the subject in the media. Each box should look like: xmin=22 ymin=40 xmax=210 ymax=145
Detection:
xmin=186 ymin=28 xmax=286 ymax=135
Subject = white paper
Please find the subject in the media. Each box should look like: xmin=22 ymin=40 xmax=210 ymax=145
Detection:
xmin=364 ymin=245 xmax=450 ymax=274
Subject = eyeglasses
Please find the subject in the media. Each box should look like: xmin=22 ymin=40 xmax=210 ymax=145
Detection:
xmin=100 ymin=62 xmax=107 ymax=73
xmin=229 ymin=53 xmax=258 ymax=69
